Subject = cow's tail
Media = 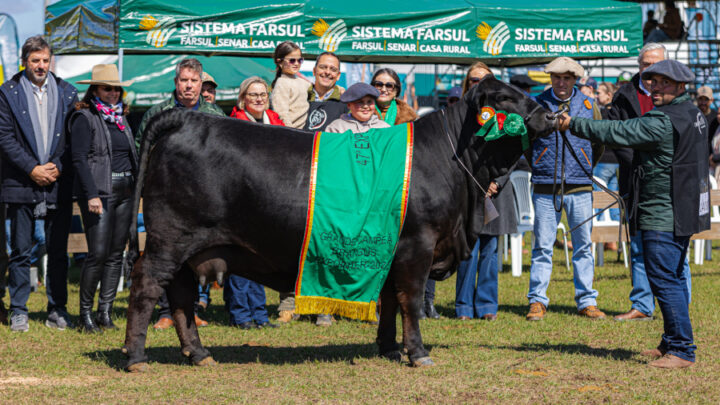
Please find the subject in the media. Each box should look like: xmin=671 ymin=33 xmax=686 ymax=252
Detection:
xmin=124 ymin=108 xmax=188 ymax=276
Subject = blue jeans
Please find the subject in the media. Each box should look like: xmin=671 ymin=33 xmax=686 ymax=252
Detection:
xmin=6 ymin=219 xmax=46 ymax=265
xmin=198 ymin=284 xmax=210 ymax=306
xmin=455 ymin=235 xmax=498 ymax=318
xmin=642 ymin=230 xmax=695 ymax=362
xmin=223 ymin=274 xmax=269 ymax=325
xmin=593 ymin=163 xmax=620 ymax=221
xmin=528 ymin=192 xmax=597 ymax=309
xmin=630 ymin=231 xmax=691 ymax=316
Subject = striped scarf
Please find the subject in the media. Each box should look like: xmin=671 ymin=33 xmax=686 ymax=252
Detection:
xmin=94 ymin=97 xmax=125 ymax=131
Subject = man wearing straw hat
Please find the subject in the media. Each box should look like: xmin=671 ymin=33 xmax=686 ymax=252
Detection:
xmin=0 ymin=36 xmax=78 ymax=332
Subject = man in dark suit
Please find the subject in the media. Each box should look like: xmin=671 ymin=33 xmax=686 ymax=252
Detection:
xmin=0 ymin=36 xmax=77 ymax=332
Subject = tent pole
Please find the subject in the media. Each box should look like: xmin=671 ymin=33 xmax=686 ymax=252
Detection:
xmin=118 ymin=48 xmax=124 ymax=81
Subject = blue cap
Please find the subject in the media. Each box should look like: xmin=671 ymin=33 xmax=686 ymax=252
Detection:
xmin=641 ymin=60 xmax=695 ymax=83
xmin=448 ymin=86 xmax=462 ymax=99
xmin=581 ymin=77 xmax=598 ymax=90
xmin=340 ymin=82 xmax=380 ymax=103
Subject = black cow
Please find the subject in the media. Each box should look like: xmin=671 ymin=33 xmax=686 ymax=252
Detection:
xmin=122 ymin=78 xmax=555 ymax=372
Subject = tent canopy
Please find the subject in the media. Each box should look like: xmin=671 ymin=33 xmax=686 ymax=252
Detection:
xmin=47 ymin=0 xmax=643 ymax=65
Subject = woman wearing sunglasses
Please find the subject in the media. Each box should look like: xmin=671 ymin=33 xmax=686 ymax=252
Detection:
xmin=325 ymin=82 xmax=390 ymax=134
xmin=370 ymin=68 xmax=418 ymax=126
xmin=454 ymin=60 xmax=517 ymax=323
xmin=461 ymin=61 xmax=494 ymax=94
xmin=270 ymin=41 xmax=310 ymax=129
xmin=70 ymin=64 xmax=138 ymax=333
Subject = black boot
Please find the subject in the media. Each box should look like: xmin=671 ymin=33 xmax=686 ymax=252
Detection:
xmin=96 ymin=304 xmax=117 ymax=330
xmin=79 ymin=312 xmax=102 ymax=333
xmin=424 ymin=300 xmax=441 ymax=319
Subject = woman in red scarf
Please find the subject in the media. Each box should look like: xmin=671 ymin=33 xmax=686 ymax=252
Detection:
xmin=225 ymin=76 xmax=282 ymax=329
xmin=230 ymin=76 xmax=285 ymax=126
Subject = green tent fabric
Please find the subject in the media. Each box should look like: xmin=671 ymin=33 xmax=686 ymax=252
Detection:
xmin=59 ymin=54 xmax=276 ymax=106
xmin=47 ymin=0 xmax=643 ymax=65
xmin=45 ymin=0 xmax=118 ymax=54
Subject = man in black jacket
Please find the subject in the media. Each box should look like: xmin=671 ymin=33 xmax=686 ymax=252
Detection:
xmin=606 ymin=42 xmax=691 ymax=322
xmin=0 ymin=36 xmax=77 ymax=332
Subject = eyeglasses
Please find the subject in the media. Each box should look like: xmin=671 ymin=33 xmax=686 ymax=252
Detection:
xmin=283 ymin=58 xmax=304 ymax=65
xmin=246 ymin=92 xmax=268 ymax=100
xmin=372 ymin=81 xmax=398 ymax=91
xmin=101 ymin=86 xmax=122 ymax=92
xmin=316 ymin=64 xmax=339 ymax=73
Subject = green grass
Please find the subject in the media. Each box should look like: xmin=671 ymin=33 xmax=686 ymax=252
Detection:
xmin=1 ymin=243 xmax=718 ymax=404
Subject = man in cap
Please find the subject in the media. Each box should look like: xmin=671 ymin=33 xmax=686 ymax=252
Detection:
xmin=201 ymin=72 xmax=218 ymax=104
xmin=696 ymin=85 xmax=717 ymax=136
xmin=607 ymin=42 xmax=692 ymax=323
xmin=0 ymin=36 xmax=78 ymax=332
xmin=305 ymin=52 xmax=347 ymax=132
xmin=446 ymin=86 xmax=462 ymax=106
xmin=558 ymin=59 xmax=708 ymax=369
xmin=578 ymin=77 xmax=597 ymax=99
xmin=525 ymin=57 xmax=605 ymax=322
xmin=510 ymin=74 xmax=539 ymax=96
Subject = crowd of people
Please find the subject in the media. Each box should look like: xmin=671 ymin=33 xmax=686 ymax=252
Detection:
xmin=0 ymin=35 xmax=712 ymax=369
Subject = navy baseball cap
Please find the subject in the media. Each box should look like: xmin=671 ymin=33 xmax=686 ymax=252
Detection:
xmin=641 ymin=60 xmax=695 ymax=83
xmin=448 ymin=86 xmax=462 ymax=99
xmin=340 ymin=82 xmax=380 ymax=103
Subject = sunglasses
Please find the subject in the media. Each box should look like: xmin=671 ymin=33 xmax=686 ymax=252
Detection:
xmin=372 ymin=81 xmax=398 ymax=91
xmin=469 ymin=77 xmax=483 ymax=84
xmin=101 ymin=86 xmax=122 ymax=92
xmin=283 ymin=58 xmax=304 ymax=65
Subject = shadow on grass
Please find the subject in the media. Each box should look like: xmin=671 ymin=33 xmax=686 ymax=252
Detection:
xmin=84 ymin=342 xmax=420 ymax=370
xmin=487 ymin=342 xmax=641 ymax=361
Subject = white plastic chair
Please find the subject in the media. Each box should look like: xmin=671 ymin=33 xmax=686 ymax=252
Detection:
xmin=591 ymin=177 xmax=628 ymax=268
xmin=693 ymin=175 xmax=719 ymax=265
xmin=508 ymin=171 xmax=570 ymax=277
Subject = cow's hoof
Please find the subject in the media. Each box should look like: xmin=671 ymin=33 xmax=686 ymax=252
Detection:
xmin=411 ymin=356 xmax=435 ymax=367
xmin=380 ymin=350 xmax=404 ymax=363
xmin=194 ymin=356 xmax=217 ymax=367
xmin=121 ymin=346 xmax=128 ymax=356
xmin=126 ymin=362 xmax=149 ymax=373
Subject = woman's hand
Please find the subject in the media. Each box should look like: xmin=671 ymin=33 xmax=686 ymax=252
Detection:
xmin=88 ymin=197 xmax=103 ymax=215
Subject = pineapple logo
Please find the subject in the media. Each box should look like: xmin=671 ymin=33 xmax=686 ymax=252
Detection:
xmin=311 ymin=18 xmax=347 ymax=52
xmin=476 ymin=21 xmax=509 ymax=56
xmin=139 ymin=15 xmax=176 ymax=48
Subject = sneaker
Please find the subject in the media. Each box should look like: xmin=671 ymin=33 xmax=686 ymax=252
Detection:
xmin=46 ymin=309 xmax=74 ymax=330
xmin=526 ymin=302 xmax=546 ymax=321
xmin=10 ymin=313 xmax=29 ymax=332
xmin=315 ymin=314 xmax=334 ymax=327
xmin=578 ymin=305 xmax=606 ymax=319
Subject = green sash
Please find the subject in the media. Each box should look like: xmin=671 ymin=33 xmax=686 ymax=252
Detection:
xmin=376 ymin=99 xmax=398 ymax=125
xmin=295 ymin=123 xmax=414 ymax=322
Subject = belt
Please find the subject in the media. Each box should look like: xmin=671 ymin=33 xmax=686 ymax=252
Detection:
xmin=112 ymin=171 xmax=133 ymax=178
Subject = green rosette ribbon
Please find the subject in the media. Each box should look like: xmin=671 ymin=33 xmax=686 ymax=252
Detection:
xmin=475 ymin=108 xmax=529 ymax=151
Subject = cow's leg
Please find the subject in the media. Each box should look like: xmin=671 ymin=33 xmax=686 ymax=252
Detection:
xmin=168 ymin=263 xmax=215 ymax=367
xmin=396 ymin=270 xmax=433 ymax=367
xmin=376 ymin=276 xmax=402 ymax=362
xmin=123 ymin=256 xmax=165 ymax=372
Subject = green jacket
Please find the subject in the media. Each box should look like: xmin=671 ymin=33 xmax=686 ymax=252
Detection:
xmin=135 ymin=92 xmax=225 ymax=148
xmin=307 ymin=84 xmax=343 ymax=102
xmin=569 ymin=93 xmax=690 ymax=232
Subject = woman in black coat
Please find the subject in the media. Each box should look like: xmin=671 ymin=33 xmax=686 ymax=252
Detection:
xmin=70 ymin=64 xmax=138 ymax=332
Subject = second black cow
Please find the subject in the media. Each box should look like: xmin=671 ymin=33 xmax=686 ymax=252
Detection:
xmin=122 ymin=78 xmax=555 ymax=372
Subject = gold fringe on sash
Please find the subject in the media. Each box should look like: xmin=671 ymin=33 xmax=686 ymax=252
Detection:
xmin=295 ymin=296 xmax=378 ymax=322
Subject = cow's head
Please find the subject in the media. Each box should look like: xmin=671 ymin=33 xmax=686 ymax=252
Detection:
xmin=452 ymin=77 xmax=555 ymax=181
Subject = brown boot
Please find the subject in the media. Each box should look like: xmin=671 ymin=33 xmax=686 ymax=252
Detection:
xmin=194 ymin=314 xmax=208 ymax=327
xmin=526 ymin=302 xmax=546 ymax=321
xmin=604 ymin=242 xmax=618 ymax=251
xmin=578 ymin=305 xmax=606 ymax=319
xmin=641 ymin=347 xmax=666 ymax=359
xmin=153 ymin=317 xmax=174 ymax=330
xmin=649 ymin=354 xmax=694 ymax=369
xmin=277 ymin=310 xmax=299 ymax=323
xmin=614 ymin=308 xmax=652 ymax=322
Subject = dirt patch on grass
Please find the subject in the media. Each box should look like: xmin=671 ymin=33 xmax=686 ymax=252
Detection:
xmin=0 ymin=372 xmax=101 ymax=389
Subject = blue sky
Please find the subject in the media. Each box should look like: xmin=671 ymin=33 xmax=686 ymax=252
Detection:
xmin=0 ymin=0 xmax=59 ymax=44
